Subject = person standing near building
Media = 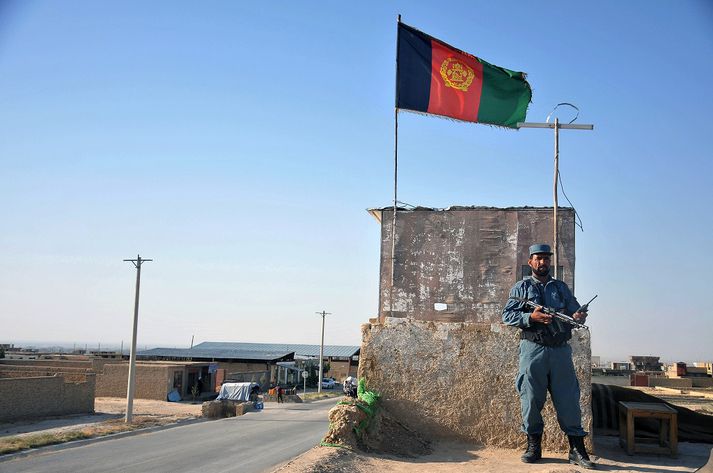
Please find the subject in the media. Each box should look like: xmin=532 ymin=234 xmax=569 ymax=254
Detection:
xmin=501 ymin=244 xmax=595 ymax=469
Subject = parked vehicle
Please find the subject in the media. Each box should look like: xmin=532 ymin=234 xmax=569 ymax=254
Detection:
xmin=321 ymin=378 xmax=335 ymax=389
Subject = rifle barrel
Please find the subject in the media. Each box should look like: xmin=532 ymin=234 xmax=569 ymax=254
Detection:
xmin=509 ymin=297 xmax=588 ymax=330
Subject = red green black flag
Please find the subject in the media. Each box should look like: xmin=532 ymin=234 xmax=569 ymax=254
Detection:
xmin=396 ymin=22 xmax=532 ymax=129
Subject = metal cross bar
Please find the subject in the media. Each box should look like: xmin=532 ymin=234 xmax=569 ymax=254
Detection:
xmin=517 ymin=122 xmax=594 ymax=130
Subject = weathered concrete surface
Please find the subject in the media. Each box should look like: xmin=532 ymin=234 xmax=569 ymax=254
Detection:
xmin=358 ymin=318 xmax=592 ymax=452
xmin=375 ymin=207 xmax=575 ymax=323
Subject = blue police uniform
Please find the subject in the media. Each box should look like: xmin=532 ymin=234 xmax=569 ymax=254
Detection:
xmin=502 ymin=274 xmax=587 ymax=437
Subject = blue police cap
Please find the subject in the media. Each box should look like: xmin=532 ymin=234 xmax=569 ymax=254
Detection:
xmin=529 ymin=244 xmax=553 ymax=256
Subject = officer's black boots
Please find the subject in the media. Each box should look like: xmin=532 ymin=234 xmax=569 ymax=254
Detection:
xmin=521 ymin=434 xmax=542 ymax=463
xmin=522 ymin=434 xmax=595 ymax=468
xmin=568 ymin=435 xmax=596 ymax=469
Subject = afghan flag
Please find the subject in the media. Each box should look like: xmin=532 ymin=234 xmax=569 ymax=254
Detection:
xmin=396 ymin=22 xmax=532 ymax=129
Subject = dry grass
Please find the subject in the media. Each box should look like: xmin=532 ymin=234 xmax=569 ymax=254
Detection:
xmin=0 ymin=417 xmax=163 ymax=455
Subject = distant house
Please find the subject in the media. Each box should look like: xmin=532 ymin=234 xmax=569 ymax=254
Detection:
xmin=630 ymin=355 xmax=662 ymax=372
xmin=189 ymin=342 xmax=360 ymax=382
xmin=94 ymin=360 xmax=216 ymax=401
xmin=137 ymin=342 xmax=360 ymax=388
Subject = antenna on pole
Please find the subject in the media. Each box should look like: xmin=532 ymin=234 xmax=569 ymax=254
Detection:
xmin=517 ymin=103 xmax=593 ymax=282
xmin=316 ymin=310 xmax=332 ymax=393
xmin=123 ymin=254 xmax=152 ymax=423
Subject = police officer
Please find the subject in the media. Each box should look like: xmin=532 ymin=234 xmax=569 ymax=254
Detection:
xmin=501 ymin=244 xmax=595 ymax=469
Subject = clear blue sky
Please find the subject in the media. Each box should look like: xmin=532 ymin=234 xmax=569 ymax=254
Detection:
xmin=1 ymin=1 xmax=711 ymax=361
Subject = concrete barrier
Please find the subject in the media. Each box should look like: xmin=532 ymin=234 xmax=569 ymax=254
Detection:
xmin=358 ymin=318 xmax=592 ymax=452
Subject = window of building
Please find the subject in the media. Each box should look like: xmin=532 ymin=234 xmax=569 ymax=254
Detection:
xmin=173 ymin=371 xmax=183 ymax=392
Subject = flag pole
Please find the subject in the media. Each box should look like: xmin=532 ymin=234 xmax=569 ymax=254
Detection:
xmin=553 ymin=118 xmax=559 ymax=279
xmin=390 ymin=14 xmax=402 ymax=317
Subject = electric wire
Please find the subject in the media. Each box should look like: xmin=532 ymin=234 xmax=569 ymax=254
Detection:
xmin=557 ymin=169 xmax=584 ymax=231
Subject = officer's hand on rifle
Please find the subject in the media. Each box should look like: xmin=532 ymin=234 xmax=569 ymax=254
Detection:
xmin=572 ymin=311 xmax=587 ymax=322
xmin=530 ymin=307 xmax=553 ymax=325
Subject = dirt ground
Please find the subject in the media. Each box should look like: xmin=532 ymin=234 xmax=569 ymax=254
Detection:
xmin=275 ymin=436 xmax=713 ymax=473
xmin=0 ymin=397 xmax=203 ymax=438
xmin=281 ymin=388 xmax=713 ymax=473
xmin=95 ymin=397 xmax=203 ymax=419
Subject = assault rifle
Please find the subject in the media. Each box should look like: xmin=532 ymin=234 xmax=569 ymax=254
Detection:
xmin=510 ymin=295 xmax=598 ymax=330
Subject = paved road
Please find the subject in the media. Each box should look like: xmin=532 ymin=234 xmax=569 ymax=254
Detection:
xmin=0 ymin=398 xmax=338 ymax=473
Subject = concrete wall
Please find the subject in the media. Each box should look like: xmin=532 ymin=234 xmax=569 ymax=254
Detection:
xmin=693 ymin=378 xmax=713 ymax=388
xmin=0 ymin=374 xmax=95 ymax=422
xmin=359 ymin=319 xmax=591 ymax=452
xmin=361 ymin=207 xmax=588 ymax=452
xmin=95 ymin=364 xmax=171 ymax=400
xmin=378 ymin=208 xmax=575 ymax=322
xmin=648 ymin=378 xmax=693 ymax=388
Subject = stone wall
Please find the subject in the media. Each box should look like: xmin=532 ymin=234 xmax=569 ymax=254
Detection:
xmin=359 ymin=318 xmax=592 ymax=452
xmin=95 ymin=363 xmax=171 ymax=400
xmin=0 ymin=374 xmax=95 ymax=422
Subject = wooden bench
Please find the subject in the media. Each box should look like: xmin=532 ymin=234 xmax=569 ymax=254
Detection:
xmin=618 ymin=401 xmax=678 ymax=457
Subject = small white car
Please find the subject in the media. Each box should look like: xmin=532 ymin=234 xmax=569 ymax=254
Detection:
xmin=321 ymin=378 xmax=335 ymax=389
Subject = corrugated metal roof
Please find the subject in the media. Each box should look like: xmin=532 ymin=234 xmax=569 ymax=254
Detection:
xmin=136 ymin=347 xmax=294 ymax=361
xmin=192 ymin=342 xmax=360 ymax=358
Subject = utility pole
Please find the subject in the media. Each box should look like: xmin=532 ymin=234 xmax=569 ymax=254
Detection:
xmin=518 ymin=103 xmax=594 ymax=280
xmin=315 ymin=310 xmax=331 ymax=393
xmin=123 ymin=254 xmax=152 ymax=423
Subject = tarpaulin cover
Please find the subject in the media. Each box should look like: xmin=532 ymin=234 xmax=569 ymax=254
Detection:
xmin=216 ymin=382 xmax=258 ymax=401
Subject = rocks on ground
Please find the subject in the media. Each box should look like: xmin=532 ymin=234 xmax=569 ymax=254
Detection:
xmin=322 ymin=397 xmax=430 ymax=457
xmin=201 ymin=399 xmax=255 ymax=418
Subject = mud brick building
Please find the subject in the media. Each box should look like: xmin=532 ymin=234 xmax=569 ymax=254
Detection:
xmin=95 ymin=361 xmax=215 ymax=400
xmin=359 ymin=206 xmax=592 ymax=452
xmin=0 ymin=359 xmax=95 ymax=422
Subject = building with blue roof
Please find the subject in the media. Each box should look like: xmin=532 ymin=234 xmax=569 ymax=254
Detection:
xmin=137 ymin=341 xmax=360 ymax=389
